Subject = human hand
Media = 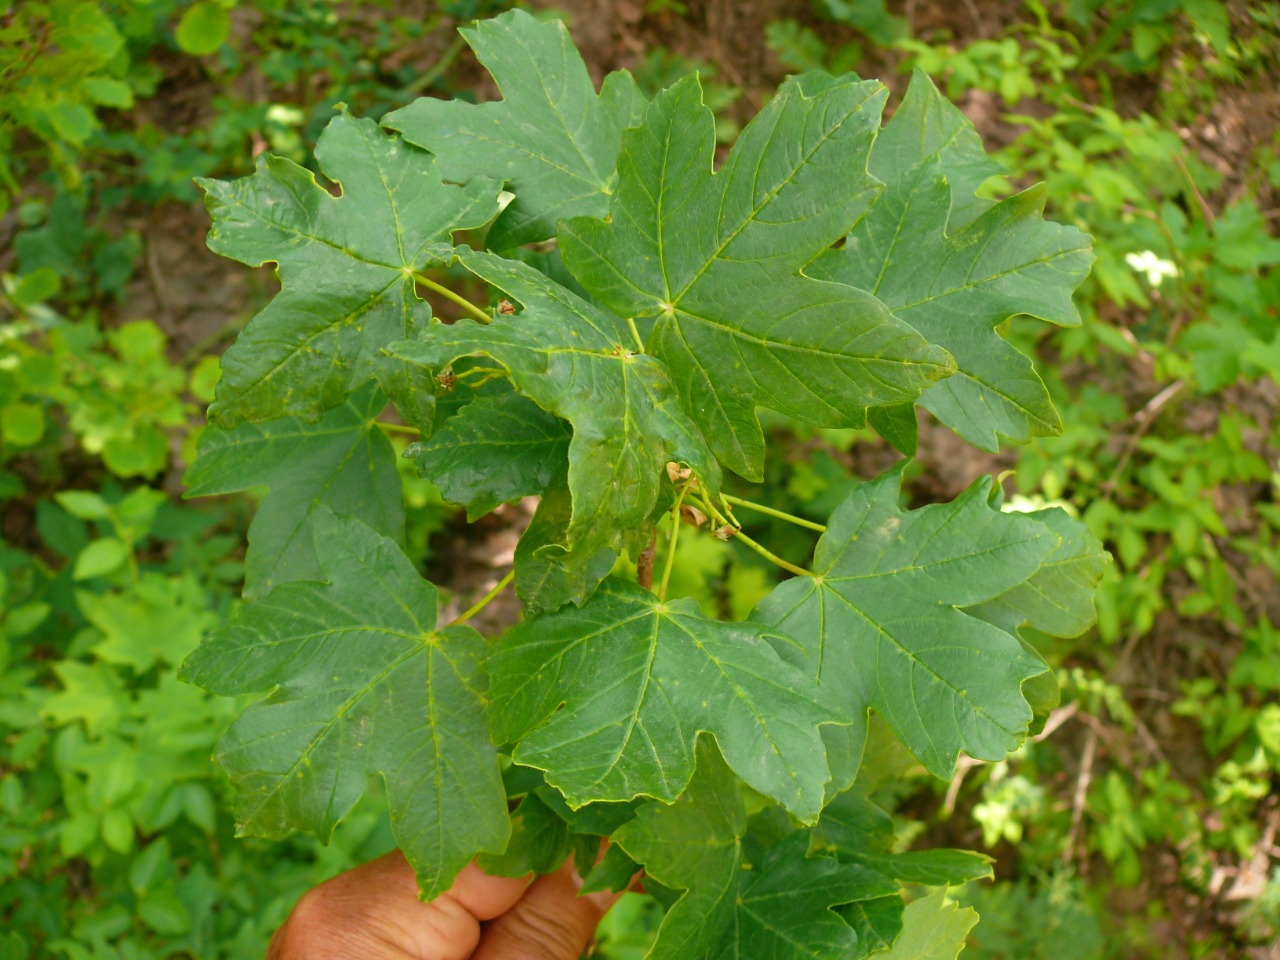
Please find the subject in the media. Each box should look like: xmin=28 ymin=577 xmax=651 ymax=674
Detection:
xmin=267 ymin=851 xmax=624 ymax=960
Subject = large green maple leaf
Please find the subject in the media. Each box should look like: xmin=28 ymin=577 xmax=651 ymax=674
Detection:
xmin=383 ymin=9 xmax=644 ymax=251
xmin=184 ymin=384 xmax=403 ymax=599
xmin=809 ymin=71 xmax=1094 ymax=452
xmin=387 ymin=248 xmax=719 ymax=570
xmin=614 ymin=744 xmax=898 ymax=960
xmin=754 ymin=467 xmax=1066 ymax=777
xmin=560 ymin=72 xmax=955 ymax=481
xmin=179 ymin=510 xmax=509 ymax=900
xmin=198 ymin=111 xmax=500 ymax=426
xmin=488 ymin=577 xmax=844 ymax=821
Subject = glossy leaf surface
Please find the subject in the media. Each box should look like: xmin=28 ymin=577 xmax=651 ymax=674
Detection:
xmin=409 ymin=392 xmax=570 ymax=520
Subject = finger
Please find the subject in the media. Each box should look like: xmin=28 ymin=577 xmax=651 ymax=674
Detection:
xmin=471 ymin=861 xmax=624 ymax=960
xmin=268 ymin=851 xmax=530 ymax=960
xmin=443 ymin=861 xmax=531 ymax=921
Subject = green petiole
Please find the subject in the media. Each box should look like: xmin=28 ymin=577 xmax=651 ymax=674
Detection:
xmin=721 ymin=494 xmax=826 ymax=532
xmin=448 ymin=570 xmax=515 ymax=627
xmin=412 ymin=272 xmax=494 ymax=325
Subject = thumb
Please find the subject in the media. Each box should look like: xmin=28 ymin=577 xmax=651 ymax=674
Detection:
xmin=471 ymin=860 xmax=624 ymax=960
xmin=267 ymin=851 xmax=530 ymax=960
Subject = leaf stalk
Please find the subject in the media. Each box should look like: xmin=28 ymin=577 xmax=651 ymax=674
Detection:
xmin=376 ymin=421 xmax=420 ymax=437
xmin=449 ymin=570 xmax=515 ymax=627
xmin=721 ymin=494 xmax=826 ymax=532
xmin=692 ymin=489 xmax=812 ymax=579
xmin=413 ymin=272 xmax=494 ymax=325
xmin=658 ymin=483 xmax=692 ymax=601
xmin=625 ymin=316 xmax=645 ymax=352
xmin=729 ymin=527 xmax=813 ymax=579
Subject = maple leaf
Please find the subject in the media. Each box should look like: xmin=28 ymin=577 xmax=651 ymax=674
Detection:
xmin=408 ymin=392 xmax=570 ymax=521
xmin=487 ymin=577 xmax=844 ymax=821
xmin=184 ymin=384 xmax=403 ymax=599
xmin=198 ymin=111 xmax=500 ymax=426
xmin=512 ymin=475 xmax=618 ymax=617
xmin=813 ymin=790 xmax=993 ymax=887
xmin=614 ymin=744 xmax=898 ymax=960
xmin=809 ymin=71 xmax=1094 ymax=452
xmin=967 ymin=505 xmax=1109 ymax=637
xmin=386 ymin=248 xmax=719 ymax=570
xmin=561 ymin=72 xmax=954 ymax=480
xmin=79 ymin=573 xmax=217 ymax=672
xmin=179 ymin=511 xmax=509 ymax=899
xmin=878 ymin=890 xmax=978 ymax=960
xmin=383 ymin=9 xmax=644 ymax=250
xmin=754 ymin=466 xmax=1068 ymax=777
xmin=870 ymin=68 xmax=1006 ymax=232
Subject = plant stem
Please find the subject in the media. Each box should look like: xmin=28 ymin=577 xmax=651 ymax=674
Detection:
xmin=412 ymin=272 xmax=493 ymax=325
xmin=376 ymin=421 xmax=420 ymax=437
xmin=721 ymin=494 xmax=826 ymax=532
xmin=403 ymin=33 xmax=466 ymax=95
xmin=626 ymin=317 xmax=645 ymax=352
xmin=658 ymin=484 xmax=691 ymax=601
xmin=449 ymin=570 xmax=514 ymax=627
xmin=692 ymin=490 xmax=812 ymax=579
xmin=730 ymin=527 xmax=812 ymax=578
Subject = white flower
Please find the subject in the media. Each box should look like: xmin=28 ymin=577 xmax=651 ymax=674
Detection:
xmin=1124 ymin=250 xmax=1179 ymax=287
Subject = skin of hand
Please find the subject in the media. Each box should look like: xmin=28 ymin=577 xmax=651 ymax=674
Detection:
xmin=267 ymin=852 xmax=624 ymax=960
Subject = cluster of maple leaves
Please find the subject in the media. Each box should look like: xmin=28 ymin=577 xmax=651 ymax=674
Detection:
xmin=180 ymin=11 xmax=1106 ymax=956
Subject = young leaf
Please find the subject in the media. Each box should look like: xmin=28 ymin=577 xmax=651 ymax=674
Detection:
xmin=198 ymin=111 xmax=499 ymax=426
xmin=754 ymin=466 xmax=1061 ymax=777
xmin=615 ymin=745 xmax=897 ymax=960
xmin=488 ymin=577 xmax=844 ymax=820
xmin=383 ymin=9 xmax=644 ymax=250
xmin=387 ymin=248 xmax=719 ymax=571
xmin=810 ymin=73 xmax=1094 ymax=452
xmin=184 ymin=384 xmax=403 ymax=599
xmin=178 ymin=511 xmax=509 ymax=899
xmin=409 ymin=392 xmax=570 ymax=521
xmin=561 ymin=73 xmax=955 ymax=480
xmin=878 ymin=890 xmax=979 ymax=960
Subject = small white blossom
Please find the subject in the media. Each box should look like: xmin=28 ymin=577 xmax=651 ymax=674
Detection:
xmin=1124 ymin=250 xmax=1178 ymax=287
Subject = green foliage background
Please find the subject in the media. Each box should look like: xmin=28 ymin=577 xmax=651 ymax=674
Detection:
xmin=2 ymin=1 xmax=1278 ymax=957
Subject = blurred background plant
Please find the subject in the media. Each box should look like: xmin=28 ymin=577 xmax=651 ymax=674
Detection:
xmin=2 ymin=0 xmax=1277 ymax=957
